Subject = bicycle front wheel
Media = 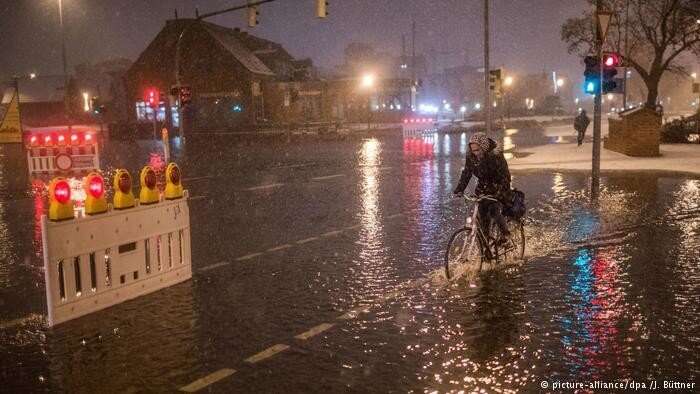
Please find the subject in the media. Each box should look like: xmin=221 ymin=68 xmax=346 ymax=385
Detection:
xmin=444 ymin=227 xmax=483 ymax=279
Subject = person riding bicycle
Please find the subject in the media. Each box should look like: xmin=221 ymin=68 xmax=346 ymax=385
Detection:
xmin=453 ymin=132 xmax=513 ymax=243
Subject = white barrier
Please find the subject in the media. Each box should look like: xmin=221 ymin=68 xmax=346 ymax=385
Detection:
xmin=41 ymin=192 xmax=191 ymax=326
xmin=26 ymin=132 xmax=100 ymax=176
xmin=402 ymin=123 xmax=438 ymax=139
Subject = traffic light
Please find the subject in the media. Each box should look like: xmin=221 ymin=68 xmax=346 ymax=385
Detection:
xmin=146 ymin=88 xmax=159 ymax=108
xmin=489 ymin=68 xmax=503 ymax=96
xmin=583 ymin=55 xmax=599 ymax=95
xmin=90 ymin=97 xmax=106 ymax=116
xmin=179 ymin=86 xmax=192 ymax=107
xmin=247 ymin=5 xmax=259 ymax=27
xmin=602 ymin=53 xmax=619 ymax=94
xmin=316 ymin=0 xmax=328 ymax=18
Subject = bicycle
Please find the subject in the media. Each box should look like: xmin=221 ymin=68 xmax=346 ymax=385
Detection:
xmin=444 ymin=194 xmax=525 ymax=279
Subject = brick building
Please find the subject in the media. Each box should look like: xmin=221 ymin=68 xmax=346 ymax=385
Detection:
xmin=122 ymin=19 xmax=316 ymax=132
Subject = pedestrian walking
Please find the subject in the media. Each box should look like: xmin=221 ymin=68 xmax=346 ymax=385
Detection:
xmin=574 ymin=110 xmax=590 ymax=146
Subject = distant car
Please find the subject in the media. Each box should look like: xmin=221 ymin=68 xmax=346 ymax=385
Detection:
xmin=661 ymin=113 xmax=699 ymax=143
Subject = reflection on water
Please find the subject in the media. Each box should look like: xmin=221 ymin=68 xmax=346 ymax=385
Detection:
xmin=353 ymin=138 xmax=394 ymax=302
xmin=561 ymin=247 xmax=626 ymax=379
xmin=1 ymin=134 xmax=699 ymax=392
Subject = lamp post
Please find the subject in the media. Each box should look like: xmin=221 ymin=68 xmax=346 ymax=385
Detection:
xmin=361 ymin=74 xmax=375 ymax=131
xmin=58 ymin=0 xmax=72 ymax=132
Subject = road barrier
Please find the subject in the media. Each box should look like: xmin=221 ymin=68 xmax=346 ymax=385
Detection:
xmin=41 ymin=167 xmax=191 ymax=326
xmin=402 ymin=117 xmax=438 ymax=139
xmin=26 ymin=131 xmax=99 ymax=176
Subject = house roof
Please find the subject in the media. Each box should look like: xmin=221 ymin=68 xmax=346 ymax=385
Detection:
xmin=1 ymin=76 xmax=66 ymax=104
xmin=199 ymin=22 xmax=274 ymax=76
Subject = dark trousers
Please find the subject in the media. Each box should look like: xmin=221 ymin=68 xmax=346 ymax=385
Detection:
xmin=479 ymin=200 xmax=509 ymax=236
xmin=577 ymin=128 xmax=586 ymax=145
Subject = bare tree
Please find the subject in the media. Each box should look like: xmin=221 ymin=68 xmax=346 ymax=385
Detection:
xmin=562 ymin=0 xmax=700 ymax=108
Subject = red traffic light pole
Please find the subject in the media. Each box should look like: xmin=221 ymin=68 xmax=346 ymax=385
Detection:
xmin=592 ymin=3 xmax=611 ymax=201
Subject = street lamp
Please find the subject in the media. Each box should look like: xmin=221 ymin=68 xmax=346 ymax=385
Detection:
xmin=58 ymin=0 xmax=71 ymax=131
xmin=361 ymin=73 xmax=375 ymax=130
xmin=556 ymin=78 xmax=565 ymax=87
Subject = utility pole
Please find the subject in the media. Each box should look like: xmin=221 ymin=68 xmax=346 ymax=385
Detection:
xmin=412 ymin=19 xmax=416 ymax=111
xmin=483 ymin=0 xmax=491 ymax=134
xmin=592 ymin=0 xmax=604 ymax=200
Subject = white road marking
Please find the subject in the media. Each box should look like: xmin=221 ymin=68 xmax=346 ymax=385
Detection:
xmin=296 ymin=237 xmax=318 ymax=244
xmin=321 ymin=230 xmax=343 ymax=237
xmin=267 ymin=244 xmax=293 ymax=252
xmin=245 ymin=344 xmax=290 ymax=363
xmin=270 ymin=163 xmax=315 ymax=170
xmin=183 ymin=176 xmax=213 ymax=182
xmin=236 ymin=252 xmax=263 ymax=261
xmin=244 ymin=183 xmax=283 ymax=191
xmin=337 ymin=305 xmax=370 ymax=320
xmin=198 ymin=262 xmax=230 ymax=272
xmin=312 ymin=174 xmax=346 ymax=180
xmin=294 ymin=323 xmax=335 ymax=340
xmin=188 ymin=195 xmax=208 ymax=201
xmin=180 ymin=368 xmax=236 ymax=392
xmin=387 ymin=213 xmax=404 ymax=219
xmin=345 ymin=224 xmax=362 ymax=230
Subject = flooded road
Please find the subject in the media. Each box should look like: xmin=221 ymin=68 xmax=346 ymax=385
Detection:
xmin=1 ymin=129 xmax=699 ymax=392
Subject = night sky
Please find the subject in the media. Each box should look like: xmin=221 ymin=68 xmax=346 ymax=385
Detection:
xmin=0 ymin=0 xmax=589 ymax=80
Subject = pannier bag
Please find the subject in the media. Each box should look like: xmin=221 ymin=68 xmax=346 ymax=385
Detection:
xmin=507 ymin=189 xmax=527 ymax=218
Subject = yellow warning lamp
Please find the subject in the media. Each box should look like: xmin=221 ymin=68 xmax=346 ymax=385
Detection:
xmin=113 ymin=169 xmax=135 ymax=209
xmin=84 ymin=172 xmax=108 ymax=215
xmin=139 ymin=166 xmax=160 ymax=205
xmin=165 ymin=163 xmax=184 ymax=200
xmin=48 ymin=177 xmax=74 ymax=221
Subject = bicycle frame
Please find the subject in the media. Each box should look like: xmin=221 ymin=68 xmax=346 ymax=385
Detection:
xmin=460 ymin=194 xmax=498 ymax=262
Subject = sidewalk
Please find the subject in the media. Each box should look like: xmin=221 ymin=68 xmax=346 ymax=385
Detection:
xmin=509 ymin=139 xmax=700 ymax=176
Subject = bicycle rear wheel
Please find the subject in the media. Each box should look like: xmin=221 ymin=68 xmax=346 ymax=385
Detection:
xmin=444 ymin=227 xmax=483 ymax=279
xmin=500 ymin=219 xmax=525 ymax=261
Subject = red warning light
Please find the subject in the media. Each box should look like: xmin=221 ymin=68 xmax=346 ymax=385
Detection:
xmin=117 ymin=172 xmax=131 ymax=194
xmin=169 ymin=166 xmax=181 ymax=184
xmin=87 ymin=175 xmax=105 ymax=198
xmin=84 ymin=133 xmax=93 ymax=142
xmin=44 ymin=135 xmax=52 ymax=145
xmin=53 ymin=180 xmax=71 ymax=204
xmin=144 ymin=169 xmax=157 ymax=189
xmin=70 ymin=134 xmax=78 ymax=143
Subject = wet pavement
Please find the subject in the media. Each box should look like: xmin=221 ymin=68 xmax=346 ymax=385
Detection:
xmin=1 ymin=127 xmax=699 ymax=392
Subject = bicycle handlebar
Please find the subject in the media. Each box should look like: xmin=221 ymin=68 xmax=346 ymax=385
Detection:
xmin=454 ymin=193 xmax=498 ymax=203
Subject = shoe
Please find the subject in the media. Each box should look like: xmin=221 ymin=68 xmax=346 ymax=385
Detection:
xmin=497 ymin=231 xmax=511 ymax=246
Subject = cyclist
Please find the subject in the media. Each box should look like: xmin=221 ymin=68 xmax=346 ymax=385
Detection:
xmin=453 ymin=132 xmax=513 ymax=244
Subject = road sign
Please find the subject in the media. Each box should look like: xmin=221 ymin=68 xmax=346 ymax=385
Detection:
xmin=0 ymin=89 xmax=21 ymax=143
xmin=596 ymin=10 xmax=612 ymax=41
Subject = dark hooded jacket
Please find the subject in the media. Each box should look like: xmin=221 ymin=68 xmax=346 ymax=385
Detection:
xmin=454 ymin=137 xmax=512 ymax=203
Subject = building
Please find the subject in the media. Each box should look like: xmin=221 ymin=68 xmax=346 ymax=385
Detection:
xmin=122 ymin=19 xmax=316 ymax=132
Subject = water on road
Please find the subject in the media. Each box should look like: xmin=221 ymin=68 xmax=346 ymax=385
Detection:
xmin=1 ymin=129 xmax=698 ymax=392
